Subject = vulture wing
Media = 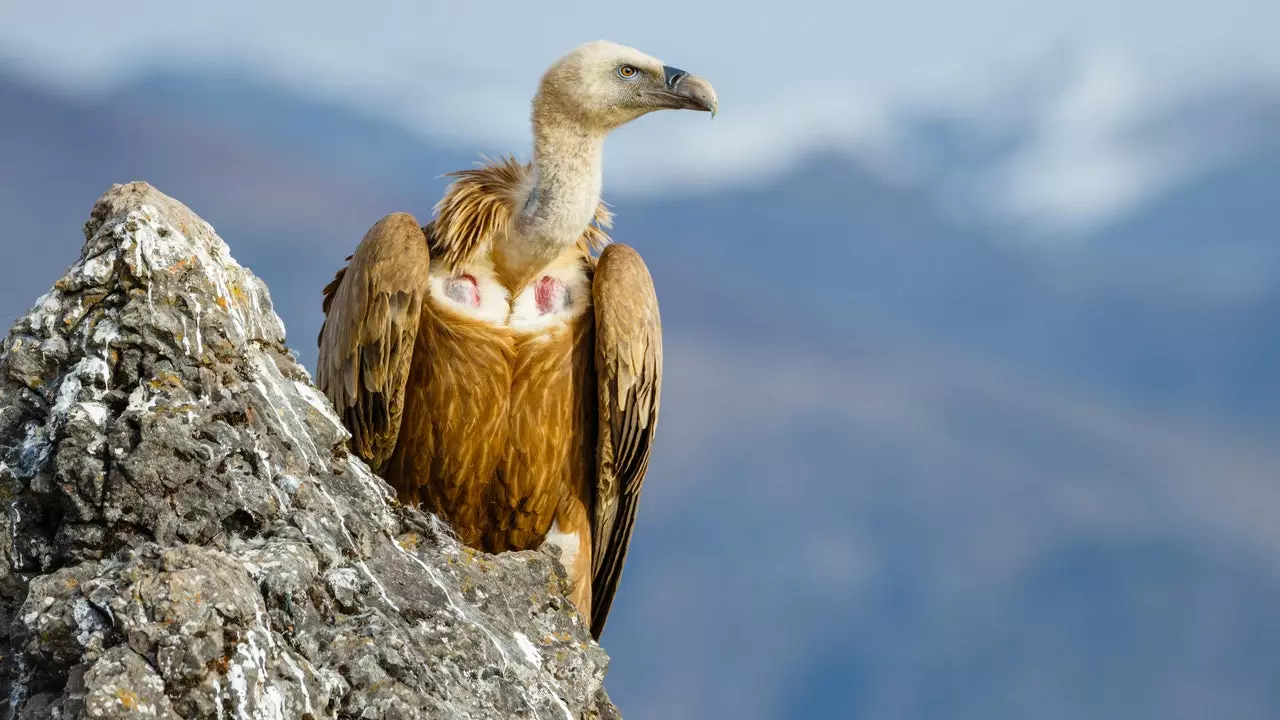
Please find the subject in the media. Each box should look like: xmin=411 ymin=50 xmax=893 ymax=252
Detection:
xmin=589 ymin=243 xmax=663 ymax=639
xmin=317 ymin=212 xmax=430 ymax=473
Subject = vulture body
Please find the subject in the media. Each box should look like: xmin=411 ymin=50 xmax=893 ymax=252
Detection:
xmin=316 ymin=41 xmax=716 ymax=639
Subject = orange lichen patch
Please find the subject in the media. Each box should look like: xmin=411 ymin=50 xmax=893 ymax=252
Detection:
xmin=116 ymin=689 xmax=139 ymax=710
xmin=64 ymin=576 xmax=80 ymax=590
xmin=215 ymin=296 xmax=229 ymax=310
xmin=148 ymin=372 xmax=183 ymax=390
xmin=398 ymin=533 xmax=421 ymax=550
xmin=542 ymin=632 xmax=576 ymax=647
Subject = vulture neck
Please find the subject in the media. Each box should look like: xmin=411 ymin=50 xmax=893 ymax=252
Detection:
xmin=505 ymin=113 xmax=605 ymax=284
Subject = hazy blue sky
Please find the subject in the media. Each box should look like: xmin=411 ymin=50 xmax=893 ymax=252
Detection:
xmin=3 ymin=0 xmax=1279 ymax=227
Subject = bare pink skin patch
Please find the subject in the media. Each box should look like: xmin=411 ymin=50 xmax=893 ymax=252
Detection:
xmin=444 ymin=274 xmax=480 ymax=307
xmin=535 ymin=276 xmax=569 ymax=315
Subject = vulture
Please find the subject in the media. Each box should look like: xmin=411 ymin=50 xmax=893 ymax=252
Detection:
xmin=316 ymin=40 xmax=717 ymax=639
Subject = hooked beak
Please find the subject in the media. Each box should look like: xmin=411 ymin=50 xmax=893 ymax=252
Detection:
xmin=655 ymin=65 xmax=718 ymax=117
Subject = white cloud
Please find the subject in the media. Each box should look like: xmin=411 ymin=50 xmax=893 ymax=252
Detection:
xmin=982 ymin=47 xmax=1185 ymax=234
xmin=603 ymin=89 xmax=896 ymax=195
xmin=969 ymin=45 xmax=1276 ymax=236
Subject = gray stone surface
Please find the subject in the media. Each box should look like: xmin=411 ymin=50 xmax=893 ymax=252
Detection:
xmin=0 ymin=182 xmax=620 ymax=719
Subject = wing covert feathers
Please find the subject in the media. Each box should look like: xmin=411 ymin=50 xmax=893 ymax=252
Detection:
xmin=590 ymin=243 xmax=663 ymax=639
xmin=317 ymin=212 xmax=430 ymax=473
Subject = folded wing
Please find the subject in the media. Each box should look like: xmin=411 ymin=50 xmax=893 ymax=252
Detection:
xmin=590 ymin=243 xmax=663 ymax=639
xmin=317 ymin=213 xmax=431 ymax=473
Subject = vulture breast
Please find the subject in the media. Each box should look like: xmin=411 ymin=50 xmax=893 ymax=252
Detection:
xmin=385 ymin=257 xmax=597 ymax=589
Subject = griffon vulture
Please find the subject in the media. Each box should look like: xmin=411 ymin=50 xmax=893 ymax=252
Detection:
xmin=316 ymin=41 xmax=717 ymax=639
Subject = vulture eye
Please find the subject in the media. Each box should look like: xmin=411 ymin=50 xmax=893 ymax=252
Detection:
xmin=616 ymin=65 xmax=639 ymax=80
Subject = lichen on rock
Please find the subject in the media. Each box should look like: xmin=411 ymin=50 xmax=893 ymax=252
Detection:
xmin=0 ymin=182 xmax=620 ymax=719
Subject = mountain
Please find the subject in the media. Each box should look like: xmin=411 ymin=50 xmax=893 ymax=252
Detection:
xmin=3 ymin=64 xmax=1279 ymax=719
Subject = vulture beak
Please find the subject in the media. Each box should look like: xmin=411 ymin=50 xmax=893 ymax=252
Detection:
xmin=657 ymin=65 xmax=719 ymax=117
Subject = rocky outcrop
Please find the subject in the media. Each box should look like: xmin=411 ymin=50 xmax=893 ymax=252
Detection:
xmin=0 ymin=182 xmax=619 ymax=719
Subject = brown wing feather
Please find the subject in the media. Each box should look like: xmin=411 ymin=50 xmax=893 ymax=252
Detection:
xmin=317 ymin=212 xmax=431 ymax=473
xmin=589 ymin=243 xmax=662 ymax=639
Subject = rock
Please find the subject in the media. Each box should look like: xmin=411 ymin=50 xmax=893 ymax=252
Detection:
xmin=0 ymin=182 xmax=620 ymax=719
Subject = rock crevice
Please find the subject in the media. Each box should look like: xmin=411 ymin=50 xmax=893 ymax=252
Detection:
xmin=0 ymin=182 xmax=619 ymax=719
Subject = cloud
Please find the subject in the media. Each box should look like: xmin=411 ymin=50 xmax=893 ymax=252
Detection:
xmin=976 ymin=47 xmax=1235 ymax=236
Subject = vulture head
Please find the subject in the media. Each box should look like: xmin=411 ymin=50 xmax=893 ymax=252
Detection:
xmin=534 ymin=40 xmax=718 ymax=132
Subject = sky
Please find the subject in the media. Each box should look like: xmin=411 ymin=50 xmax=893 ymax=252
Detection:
xmin=3 ymin=0 xmax=1279 ymax=231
